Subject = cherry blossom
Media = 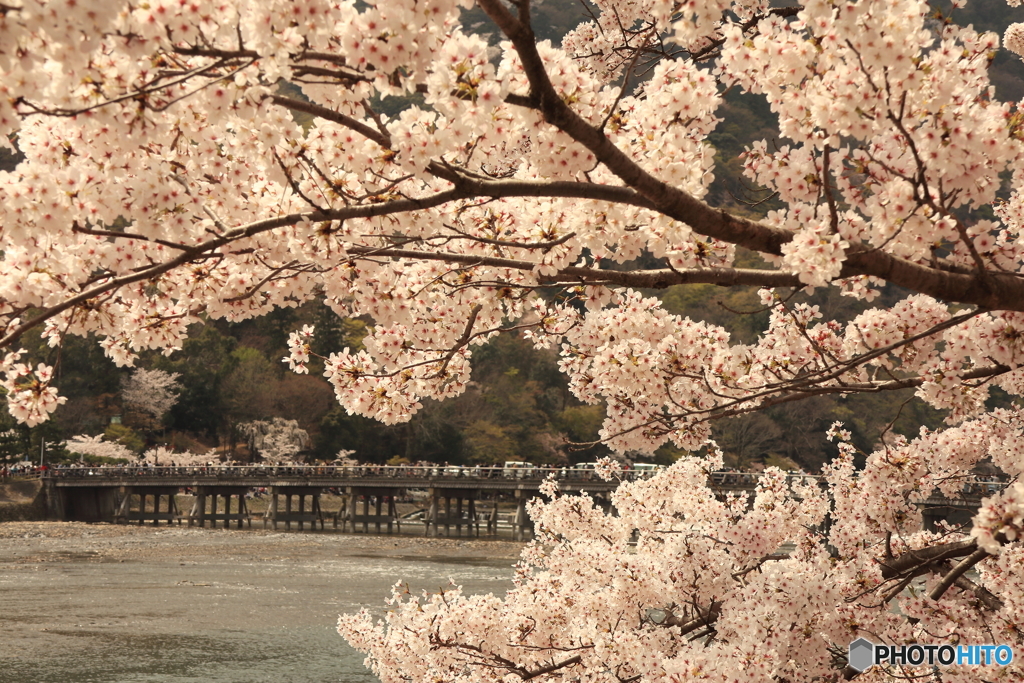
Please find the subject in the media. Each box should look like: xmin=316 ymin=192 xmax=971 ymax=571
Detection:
xmin=0 ymin=350 xmax=65 ymax=427
xmin=1007 ymin=22 xmax=1024 ymax=57
xmin=66 ymin=434 xmax=134 ymax=461
xmin=1 ymin=0 xmax=1023 ymax=679
xmin=121 ymin=368 xmax=182 ymax=418
xmin=973 ymin=482 xmax=1024 ymax=553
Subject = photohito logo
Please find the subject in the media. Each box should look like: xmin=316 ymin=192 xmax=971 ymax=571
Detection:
xmin=848 ymin=638 xmax=1014 ymax=672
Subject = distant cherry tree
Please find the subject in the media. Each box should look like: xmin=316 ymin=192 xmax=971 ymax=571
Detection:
xmin=120 ymin=369 xmax=182 ymax=421
xmin=237 ymin=418 xmax=310 ymax=464
xmin=140 ymin=445 xmax=210 ymax=466
xmin=66 ymin=434 xmax=133 ymax=461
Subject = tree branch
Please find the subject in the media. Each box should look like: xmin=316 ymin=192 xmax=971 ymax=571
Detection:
xmin=699 ymin=362 xmax=1013 ymax=422
xmin=521 ymin=655 xmax=582 ymax=681
xmin=474 ymin=0 xmax=1024 ymax=314
xmin=0 ymin=188 xmax=460 ymax=349
xmin=936 ymin=559 xmax=1004 ymax=612
xmin=271 ymin=94 xmax=391 ymax=147
xmin=877 ymin=539 xmax=980 ymax=581
xmin=660 ymin=601 xmax=722 ymax=636
xmin=0 ymin=171 xmax=805 ymax=350
xmin=344 ymin=246 xmax=801 ymax=288
xmin=928 ymin=548 xmax=990 ymax=603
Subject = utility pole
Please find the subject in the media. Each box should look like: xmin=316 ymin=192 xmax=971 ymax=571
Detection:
xmin=39 ymin=438 xmax=44 ymax=467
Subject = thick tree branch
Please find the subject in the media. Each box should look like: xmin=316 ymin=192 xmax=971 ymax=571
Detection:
xmin=475 ymin=0 xmax=793 ymax=258
xmin=839 ymin=539 xmax=1002 ymax=679
xmin=877 ymin=539 xmax=981 ymax=582
xmin=661 ymin=601 xmax=722 ymax=636
xmin=928 ymin=548 xmax=991 ymax=603
xmin=475 ymin=0 xmax=1024 ymax=314
xmin=0 ymin=178 xmax=798 ymax=350
xmin=521 ymin=655 xmax=582 ymax=681
xmin=345 ymin=246 xmax=801 ymax=288
xmin=936 ymin=559 xmax=1004 ymax=612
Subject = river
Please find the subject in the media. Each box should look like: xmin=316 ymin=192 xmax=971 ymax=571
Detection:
xmin=0 ymin=522 xmax=521 ymax=683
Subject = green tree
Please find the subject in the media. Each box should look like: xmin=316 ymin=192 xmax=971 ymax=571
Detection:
xmin=219 ymin=346 xmax=279 ymax=450
xmin=103 ymin=423 xmax=146 ymax=454
xmin=0 ymin=406 xmax=31 ymax=464
xmin=462 ymin=420 xmax=518 ymax=464
xmin=156 ymin=323 xmax=237 ymax=437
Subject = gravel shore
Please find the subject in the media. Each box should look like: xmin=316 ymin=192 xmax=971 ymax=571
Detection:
xmin=0 ymin=520 xmax=527 ymax=565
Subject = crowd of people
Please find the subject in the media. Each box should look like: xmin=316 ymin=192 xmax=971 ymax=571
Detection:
xmin=31 ymin=462 xmax=654 ymax=482
xmin=0 ymin=461 xmax=1010 ymax=496
xmin=0 ymin=462 xmax=52 ymax=480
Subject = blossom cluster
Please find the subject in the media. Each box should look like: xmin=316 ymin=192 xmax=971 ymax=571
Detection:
xmin=341 ymin=451 xmax=1024 ymax=683
xmin=1007 ymin=23 xmax=1024 ymax=57
xmin=283 ymin=325 xmax=315 ymax=375
xmin=0 ymin=350 xmax=65 ymax=427
xmin=0 ymin=0 xmax=1017 ymax=442
xmin=973 ymin=482 xmax=1024 ymax=554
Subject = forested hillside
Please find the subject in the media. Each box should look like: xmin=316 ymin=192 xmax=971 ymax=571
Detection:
xmin=0 ymin=303 xmax=638 ymax=466
xmin=1 ymin=0 xmax=1020 ymax=472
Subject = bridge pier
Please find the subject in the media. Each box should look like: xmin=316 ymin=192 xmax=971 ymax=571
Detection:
xmin=189 ymin=486 xmax=251 ymax=529
xmin=264 ymin=487 xmax=325 ymax=530
xmin=485 ymin=504 xmax=499 ymax=535
xmin=43 ymin=480 xmax=66 ymax=520
xmin=115 ymin=486 xmax=181 ymax=525
xmin=425 ymin=488 xmax=480 ymax=537
xmin=52 ymin=486 xmax=120 ymax=522
xmin=512 ymin=490 xmax=533 ymax=541
xmin=342 ymin=487 xmax=402 ymax=533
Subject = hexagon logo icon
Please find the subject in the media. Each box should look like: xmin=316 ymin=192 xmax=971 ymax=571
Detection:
xmin=848 ymin=638 xmax=876 ymax=672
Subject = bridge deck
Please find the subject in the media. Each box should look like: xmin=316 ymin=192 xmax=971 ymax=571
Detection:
xmin=41 ymin=465 xmax=1003 ymax=506
xmin=45 ymin=465 xmax=633 ymax=491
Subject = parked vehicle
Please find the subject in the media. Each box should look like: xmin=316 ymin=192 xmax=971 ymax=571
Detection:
xmin=503 ymin=461 xmax=533 ymax=478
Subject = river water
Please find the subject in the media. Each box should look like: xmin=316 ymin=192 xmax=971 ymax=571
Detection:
xmin=0 ymin=525 xmax=519 ymax=683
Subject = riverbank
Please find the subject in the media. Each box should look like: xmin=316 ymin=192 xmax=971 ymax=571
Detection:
xmin=0 ymin=520 xmax=527 ymax=565
xmin=0 ymin=479 xmax=47 ymax=522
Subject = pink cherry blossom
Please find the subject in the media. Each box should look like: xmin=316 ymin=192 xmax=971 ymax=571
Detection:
xmin=0 ymin=0 xmax=1023 ymax=679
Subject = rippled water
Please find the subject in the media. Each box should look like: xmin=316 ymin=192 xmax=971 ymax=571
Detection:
xmin=0 ymin=544 xmax=514 ymax=682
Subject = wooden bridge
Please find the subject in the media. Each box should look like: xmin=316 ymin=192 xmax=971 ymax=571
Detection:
xmin=39 ymin=465 xmax=1004 ymax=539
xmin=43 ymin=464 xmax=629 ymax=539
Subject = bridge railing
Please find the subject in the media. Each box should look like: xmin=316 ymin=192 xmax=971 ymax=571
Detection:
xmin=41 ymin=464 xmax=659 ymax=483
xmin=37 ymin=465 xmax=1009 ymax=497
